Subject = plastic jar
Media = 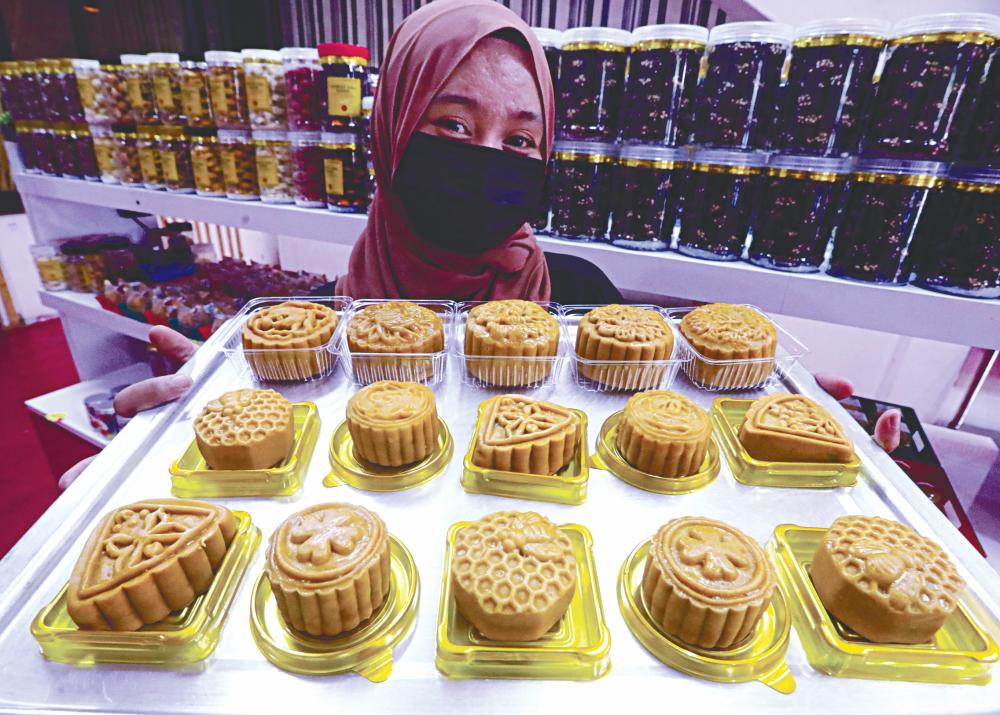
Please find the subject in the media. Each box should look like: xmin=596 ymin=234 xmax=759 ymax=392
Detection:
xmin=72 ymin=59 xmax=101 ymax=123
xmin=318 ymin=43 xmax=369 ymax=132
xmin=0 ymin=62 xmax=24 ymax=120
xmin=693 ymin=22 xmax=793 ymax=150
xmin=136 ymin=125 xmax=164 ymax=189
xmin=74 ymin=124 xmax=100 ymax=181
xmin=747 ymin=154 xmax=852 ymax=272
xmin=62 ymin=240 xmax=106 ymax=293
xmin=158 ymin=126 xmax=194 ymax=193
xmin=609 ymin=144 xmax=688 ymax=250
xmin=557 ymin=27 xmax=631 ymax=141
xmin=18 ymin=61 xmax=45 ymax=121
xmin=180 ymin=61 xmax=213 ymax=128
xmin=15 ymin=122 xmax=38 ymax=173
xmin=532 ymin=28 xmax=563 ymax=91
xmin=549 ymin=140 xmax=618 ymax=239
xmin=94 ymin=63 xmax=130 ymax=124
xmin=36 ymin=59 xmax=68 ymax=122
xmin=219 ymin=128 xmax=259 ymax=200
xmin=112 ymin=124 xmax=143 ymax=185
xmin=282 ymin=47 xmax=321 ymax=131
xmin=864 ymin=13 xmax=1000 ymax=160
xmin=252 ymin=129 xmax=294 ymax=202
xmin=321 ymin=131 xmax=368 ymax=212
xmin=120 ymin=54 xmax=156 ymax=123
xmin=91 ymin=123 xmax=118 ymax=183
xmin=677 ymin=148 xmax=768 ymax=260
xmin=189 ymin=131 xmax=225 ymax=196
xmin=205 ymin=51 xmax=248 ymax=129
xmin=52 ymin=124 xmax=82 ymax=178
xmin=620 ymin=24 xmax=707 ymax=146
xmin=243 ymin=49 xmax=287 ymax=129
xmin=289 ymin=130 xmax=325 ymax=207
xmin=30 ymin=243 xmax=67 ymax=291
xmin=148 ymin=52 xmax=184 ymax=125
xmin=32 ymin=123 xmax=58 ymax=175
xmin=828 ymin=158 xmax=947 ymax=283
xmin=962 ymin=49 xmax=1000 ymax=164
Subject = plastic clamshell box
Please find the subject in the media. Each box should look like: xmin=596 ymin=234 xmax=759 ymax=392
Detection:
xmin=436 ymin=521 xmax=611 ymax=680
xmin=768 ymin=524 xmax=1000 ymax=685
xmin=618 ymin=536 xmax=796 ymax=693
xmin=711 ymin=398 xmax=860 ymax=488
xmin=325 ymin=416 xmax=453 ymax=491
xmin=170 ymin=402 xmax=320 ymax=497
xmin=591 ymin=410 xmax=720 ymax=494
xmin=665 ymin=305 xmax=808 ymax=392
xmin=249 ymin=535 xmax=419 ymax=680
xmin=31 ymin=510 xmax=261 ymax=666
xmin=340 ymin=299 xmax=456 ymax=386
xmin=563 ymin=304 xmax=691 ymax=393
xmin=461 ymin=405 xmax=589 ymax=506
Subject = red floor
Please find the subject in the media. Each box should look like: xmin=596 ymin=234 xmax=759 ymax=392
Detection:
xmin=0 ymin=318 xmax=98 ymax=557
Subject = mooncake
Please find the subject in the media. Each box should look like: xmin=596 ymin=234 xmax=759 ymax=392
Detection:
xmin=738 ymin=392 xmax=855 ymax=463
xmin=616 ymin=391 xmax=712 ymax=478
xmin=241 ymin=300 xmax=339 ymax=381
xmin=471 ymin=394 xmax=580 ymax=476
xmin=575 ymin=304 xmax=674 ymax=390
xmin=346 ymin=380 xmax=439 ymax=467
xmin=678 ymin=304 xmax=777 ymax=389
xmin=346 ymin=301 xmax=444 ymax=382
xmin=464 ymin=300 xmax=560 ymax=386
xmin=194 ymin=388 xmax=295 ymax=470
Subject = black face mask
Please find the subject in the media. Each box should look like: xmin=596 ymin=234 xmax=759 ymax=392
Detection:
xmin=393 ymin=131 xmax=546 ymax=254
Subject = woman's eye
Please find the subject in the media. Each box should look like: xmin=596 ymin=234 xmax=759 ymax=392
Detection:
xmin=434 ymin=118 xmax=470 ymax=135
xmin=504 ymin=134 xmax=537 ymax=150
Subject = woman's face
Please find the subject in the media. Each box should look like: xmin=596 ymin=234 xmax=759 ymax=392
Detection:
xmin=416 ymin=35 xmax=545 ymax=161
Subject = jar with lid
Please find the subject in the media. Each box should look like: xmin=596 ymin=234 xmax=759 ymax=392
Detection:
xmin=747 ymin=154 xmax=852 ymax=272
xmin=62 ymin=240 xmax=107 ymax=293
xmin=289 ymin=130 xmax=325 ymax=207
xmin=962 ymin=47 xmax=1000 ymax=164
xmin=32 ymin=123 xmax=58 ymax=175
xmin=158 ymin=126 xmax=194 ymax=193
xmin=0 ymin=62 xmax=24 ymax=120
xmin=94 ymin=62 xmax=130 ymax=124
xmin=549 ymin=140 xmax=618 ymax=239
xmin=252 ymin=129 xmax=293 ymax=202
xmin=318 ymin=43 xmax=369 ymax=132
xmin=136 ymin=125 xmax=164 ymax=189
xmin=72 ymin=59 xmax=101 ymax=123
xmin=243 ymin=49 xmax=287 ymax=129
xmin=863 ymin=13 xmax=1000 ymax=160
xmin=91 ymin=123 xmax=117 ymax=183
xmin=36 ymin=59 xmax=70 ymax=122
xmin=18 ymin=61 xmax=45 ymax=120
xmin=53 ymin=124 xmax=83 ymax=178
xmin=189 ymin=131 xmax=225 ymax=196
xmin=205 ymin=51 xmax=248 ymax=129
xmin=219 ymin=128 xmax=259 ymax=200
xmin=30 ymin=243 xmax=67 ymax=291
xmin=677 ymin=148 xmax=767 ymax=260
xmin=148 ymin=52 xmax=184 ymax=125
xmin=557 ymin=27 xmax=631 ymax=141
xmin=693 ymin=22 xmax=793 ymax=150
xmin=180 ymin=61 xmax=213 ymax=128
xmin=609 ymin=145 xmax=688 ymax=250
xmin=120 ymin=54 xmax=156 ymax=123
xmin=75 ymin=123 xmax=100 ymax=181
xmin=531 ymin=28 xmax=563 ymax=90
xmin=15 ymin=122 xmax=38 ymax=173
xmin=282 ymin=47 xmax=321 ymax=131
xmin=321 ymin=131 xmax=368 ymax=212
xmin=620 ymin=24 xmax=706 ymax=146
xmin=828 ymin=157 xmax=947 ymax=283
xmin=112 ymin=124 xmax=143 ymax=185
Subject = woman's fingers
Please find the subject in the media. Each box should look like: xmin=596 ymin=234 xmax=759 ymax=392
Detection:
xmin=113 ymin=374 xmax=193 ymax=418
xmin=875 ymin=409 xmax=902 ymax=453
xmin=58 ymin=455 xmax=96 ymax=490
xmin=149 ymin=325 xmax=197 ymax=366
xmin=813 ymin=372 xmax=854 ymax=401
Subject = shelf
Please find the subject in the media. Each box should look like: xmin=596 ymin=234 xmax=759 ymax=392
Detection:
xmin=38 ymin=289 xmax=153 ymax=342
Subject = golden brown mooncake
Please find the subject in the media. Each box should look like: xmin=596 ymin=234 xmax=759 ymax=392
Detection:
xmin=346 ymin=301 xmax=444 ymax=382
xmin=738 ymin=392 xmax=855 ymax=463
xmin=464 ymin=300 xmax=561 ymax=387
xmin=471 ymin=394 xmax=580 ymax=476
xmin=678 ymin=304 xmax=777 ymax=389
xmin=346 ymin=380 xmax=439 ymax=467
xmin=810 ymin=516 xmax=965 ymax=644
xmin=194 ymin=388 xmax=295 ymax=470
xmin=616 ymin=391 xmax=712 ymax=478
xmin=574 ymin=304 xmax=674 ymax=390
xmin=642 ymin=517 xmax=775 ymax=649
xmin=241 ymin=300 xmax=339 ymax=381
xmin=451 ymin=511 xmax=577 ymax=641
xmin=67 ymin=499 xmax=237 ymax=631
xmin=265 ymin=503 xmax=391 ymax=637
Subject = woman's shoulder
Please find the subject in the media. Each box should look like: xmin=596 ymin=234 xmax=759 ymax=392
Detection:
xmin=544 ymin=253 xmax=623 ymax=304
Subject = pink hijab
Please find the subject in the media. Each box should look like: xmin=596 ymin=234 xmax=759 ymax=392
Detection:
xmin=335 ymin=0 xmax=553 ymax=301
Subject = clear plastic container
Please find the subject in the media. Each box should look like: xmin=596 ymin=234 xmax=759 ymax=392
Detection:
xmin=243 ymin=49 xmax=287 ymax=129
xmin=90 ymin=123 xmax=118 ymax=183
xmin=252 ymin=129 xmax=293 ymax=203
xmin=282 ymin=47 xmax=321 ymax=131
xmin=608 ymin=144 xmax=688 ymax=251
xmin=74 ymin=123 xmax=100 ymax=181
xmin=190 ymin=131 xmax=225 ymax=197
xmin=148 ymin=52 xmax=184 ymax=125
xmin=620 ymin=24 xmax=707 ymax=146
xmin=962 ymin=44 xmax=1000 ymax=164
xmin=289 ymin=130 xmax=325 ymax=207
xmin=31 ymin=123 xmax=58 ymax=175
xmin=71 ymin=59 xmax=101 ymax=124
xmin=0 ymin=61 xmax=24 ymax=120
xmin=136 ymin=124 xmax=164 ymax=189
xmin=321 ymin=130 xmax=368 ymax=213
xmin=557 ymin=27 xmax=631 ymax=141
xmin=531 ymin=27 xmax=563 ymax=91
xmin=549 ymin=140 xmax=618 ymax=239
xmin=120 ymin=54 xmax=156 ymax=123
xmin=205 ymin=51 xmax=249 ymax=129
xmin=94 ymin=63 xmax=129 ymax=124
xmin=37 ymin=59 xmax=71 ymax=122
xmin=52 ymin=124 xmax=82 ymax=178
xmin=158 ymin=126 xmax=194 ymax=193
xmin=112 ymin=123 xmax=143 ymax=185
xmin=180 ymin=60 xmax=213 ymax=128
xmin=318 ymin=42 xmax=369 ymax=132
xmin=18 ymin=60 xmax=45 ymax=121
xmin=693 ymin=22 xmax=793 ymax=150
xmin=15 ymin=121 xmax=38 ymax=173
xmin=219 ymin=128 xmax=259 ymax=200
xmin=30 ymin=243 xmax=67 ymax=291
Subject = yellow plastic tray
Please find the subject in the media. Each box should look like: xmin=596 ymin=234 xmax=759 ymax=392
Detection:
xmin=461 ymin=407 xmax=589 ymax=505
xmin=711 ymin=398 xmax=860 ymax=488
xmin=768 ymin=524 xmax=1000 ymax=685
xmin=436 ymin=521 xmax=611 ymax=680
xmin=591 ymin=411 xmax=720 ymax=494
xmin=618 ymin=537 xmax=796 ymax=694
xmin=170 ymin=402 xmax=320 ymax=497
xmin=31 ymin=510 xmax=261 ymax=666
xmin=324 ymin=417 xmax=453 ymax=491
xmin=249 ymin=535 xmax=419 ymax=681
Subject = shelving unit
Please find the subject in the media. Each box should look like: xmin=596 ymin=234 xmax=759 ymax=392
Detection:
xmin=39 ymin=289 xmax=153 ymax=343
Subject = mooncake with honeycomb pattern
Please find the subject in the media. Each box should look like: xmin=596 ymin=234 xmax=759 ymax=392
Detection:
xmin=617 ymin=391 xmax=712 ymax=478
xmin=67 ymin=499 xmax=237 ymax=630
xmin=346 ymin=380 xmax=439 ymax=467
xmin=451 ymin=511 xmax=577 ymax=641
xmin=678 ymin=304 xmax=777 ymax=389
xmin=472 ymin=394 xmax=580 ymax=476
xmin=194 ymin=389 xmax=294 ymax=470
xmin=643 ymin=516 xmax=775 ymax=649
xmin=811 ymin=516 xmax=965 ymax=644
xmin=575 ymin=304 xmax=674 ymax=389
xmin=464 ymin=300 xmax=560 ymax=386
xmin=739 ymin=392 xmax=855 ymax=463
xmin=347 ymin=301 xmax=444 ymax=382
xmin=265 ymin=503 xmax=391 ymax=637
xmin=241 ymin=300 xmax=339 ymax=381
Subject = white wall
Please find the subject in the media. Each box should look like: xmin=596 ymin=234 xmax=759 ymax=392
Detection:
xmin=746 ymin=0 xmax=1000 ymax=26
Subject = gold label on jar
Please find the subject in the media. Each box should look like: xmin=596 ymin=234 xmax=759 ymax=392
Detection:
xmin=138 ymin=147 xmax=159 ymax=178
xmin=256 ymin=154 xmax=279 ymax=187
xmin=192 ymin=153 xmax=210 ymax=186
xmin=181 ymin=79 xmax=206 ymax=117
xmin=35 ymin=258 xmax=64 ymax=285
xmin=209 ymin=75 xmax=231 ymax=111
xmin=126 ymin=76 xmax=146 ymax=106
xmin=324 ymin=158 xmax=345 ymax=195
xmin=153 ymin=75 xmax=175 ymax=110
xmin=327 ymin=77 xmax=361 ymax=117
xmin=77 ymin=79 xmax=96 ymax=108
xmin=95 ymin=144 xmax=115 ymax=172
xmin=246 ymin=75 xmax=272 ymax=112
xmin=221 ymin=150 xmax=238 ymax=185
xmin=161 ymin=151 xmax=179 ymax=182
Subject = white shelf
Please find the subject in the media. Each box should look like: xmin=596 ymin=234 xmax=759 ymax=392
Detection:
xmin=38 ymin=289 xmax=152 ymax=342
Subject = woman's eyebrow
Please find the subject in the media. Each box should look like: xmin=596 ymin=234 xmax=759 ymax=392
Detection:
xmin=432 ymin=92 xmax=540 ymax=122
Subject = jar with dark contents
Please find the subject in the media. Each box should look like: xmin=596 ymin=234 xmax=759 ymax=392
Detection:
xmin=55 ymin=59 xmax=84 ymax=122
xmin=557 ymin=27 xmax=630 ymax=141
xmin=136 ymin=125 xmax=164 ymax=189
xmin=32 ymin=123 xmax=58 ymax=175
xmin=321 ymin=131 xmax=369 ymax=213
xmin=120 ymin=54 xmax=156 ymax=123
xmin=828 ymin=157 xmax=946 ymax=284
xmin=54 ymin=124 xmax=84 ymax=178
xmin=531 ymin=27 xmax=563 ymax=89
xmin=148 ymin=53 xmax=184 ymax=125
xmin=693 ymin=22 xmax=792 ymax=150
xmin=36 ymin=59 xmax=68 ymax=122
xmin=911 ymin=167 xmax=1000 ymax=298
xmin=252 ymin=129 xmax=294 ymax=203
xmin=318 ymin=43 xmax=370 ymax=132
xmin=777 ymin=18 xmax=888 ymax=156
xmin=112 ymin=124 xmax=143 ymax=185
xmin=189 ymin=131 xmax=225 ymax=196
xmin=747 ymin=154 xmax=852 ymax=272
xmin=962 ymin=48 xmax=1000 ymax=164
xmin=620 ymin=23 xmax=706 ymax=146
xmin=75 ymin=124 xmax=100 ymax=181
xmin=532 ymin=156 xmax=553 ymax=233
xmin=243 ymin=49 xmax=287 ymax=129
xmin=289 ymin=130 xmax=325 ymax=207
xmin=205 ymin=51 xmax=249 ymax=129
xmin=158 ymin=126 xmax=194 ymax=193
xmin=677 ymin=148 xmax=767 ymax=260
xmin=609 ymin=145 xmax=688 ymax=250
xmin=0 ymin=62 xmax=23 ymax=120
xmin=91 ymin=123 xmax=117 ymax=183
xmin=18 ymin=61 xmax=45 ymax=121
xmin=549 ymin=140 xmax=618 ymax=239
xmin=219 ymin=128 xmax=259 ymax=200
xmin=15 ymin=122 xmax=38 ymax=173
xmin=180 ymin=61 xmax=213 ymax=128
xmin=863 ymin=13 xmax=1000 ymax=160
xmin=282 ymin=47 xmax=321 ymax=131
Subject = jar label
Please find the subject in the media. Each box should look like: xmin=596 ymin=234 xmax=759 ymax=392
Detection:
xmin=192 ymin=152 xmax=211 ymax=186
xmin=95 ymin=143 xmax=115 ymax=172
xmin=161 ymin=151 xmax=179 ymax=182
xmin=35 ymin=258 xmax=64 ymax=285
xmin=138 ymin=147 xmax=159 ymax=179
xmin=125 ymin=76 xmax=146 ymax=107
xmin=257 ymin=154 xmax=279 ymax=187
xmin=246 ymin=75 xmax=273 ymax=112
xmin=324 ymin=158 xmax=345 ymax=195
xmin=209 ymin=75 xmax=232 ymax=112
xmin=77 ymin=79 xmax=96 ymax=108
xmin=181 ymin=79 xmax=206 ymax=117
xmin=153 ymin=75 xmax=175 ymax=110
xmin=327 ymin=77 xmax=361 ymax=117
xmin=221 ymin=150 xmax=238 ymax=185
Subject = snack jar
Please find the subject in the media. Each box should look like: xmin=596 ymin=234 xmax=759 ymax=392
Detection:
xmin=72 ymin=59 xmax=101 ymax=123
xmin=14 ymin=121 xmax=38 ymax=173
xmin=62 ymin=240 xmax=106 ymax=293
xmin=608 ymin=144 xmax=688 ymax=250
xmin=282 ymin=47 xmax=321 ymax=131
xmin=693 ymin=22 xmax=793 ymax=150
xmin=36 ymin=59 xmax=68 ymax=122
xmin=74 ymin=123 xmax=100 ymax=181
xmin=777 ymin=18 xmax=888 ymax=156
xmin=252 ymin=128 xmax=294 ymax=203
xmin=18 ymin=61 xmax=45 ymax=121
xmin=321 ymin=130 xmax=369 ymax=212
xmin=863 ymin=13 xmax=1000 ymax=160
xmin=827 ymin=157 xmax=947 ymax=283
xmin=205 ymin=50 xmax=249 ymax=129
xmin=148 ymin=52 xmax=184 ymax=125
xmin=747 ymin=154 xmax=852 ymax=272
xmin=91 ymin=122 xmax=118 ymax=183
xmin=0 ymin=61 xmax=24 ymax=120
xmin=52 ymin=124 xmax=83 ymax=178
xmin=30 ymin=243 xmax=67 ymax=291
xmin=189 ymin=130 xmax=225 ymax=196
xmin=289 ymin=130 xmax=325 ymax=207
xmin=677 ymin=148 xmax=767 ymax=260
xmin=158 ymin=125 xmax=194 ymax=193
xmin=962 ymin=47 xmax=1000 ymax=164
xmin=94 ymin=62 xmax=130 ymax=124
xmin=31 ymin=123 xmax=59 ymax=175
xmin=557 ymin=27 xmax=631 ymax=141
xmin=620 ymin=23 xmax=707 ymax=146
xmin=120 ymin=54 xmax=156 ymax=123
xmin=911 ymin=166 xmax=1000 ymax=298
xmin=219 ymin=128 xmax=259 ymax=200
xmin=112 ymin=123 xmax=143 ymax=185
xmin=531 ymin=28 xmax=563 ymax=93
xmin=549 ymin=140 xmax=618 ymax=239
xmin=318 ymin=43 xmax=369 ymax=132
xmin=180 ymin=60 xmax=213 ymax=128
xmin=243 ymin=49 xmax=287 ymax=129
xmin=136 ymin=124 xmax=165 ymax=189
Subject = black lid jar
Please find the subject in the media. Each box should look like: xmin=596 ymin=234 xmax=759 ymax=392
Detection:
xmin=549 ymin=140 xmax=618 ymax=239
xmin=828 ymin=157 xmax=947 ymax=284
xmin=556 ymin=27 xmax=631 ymax=141
xmin=609 ymin=144 xmax=689 ymax=250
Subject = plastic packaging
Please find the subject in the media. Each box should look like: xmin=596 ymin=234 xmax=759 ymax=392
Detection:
xmin=31 ymin=123 xmax=58 ymax=175
xmin=549 ymin=140 xmax=618 ymax=239
xmin=321 ymin=131 xmax=369 ymax=212
xmin=180 ymin=61 xmax=213 ymax=128
xmin=111 ymin=123 xmax=143 ymax=185
xmin=532 ymin=27 xmax=563 ymax=94
xmin=90 ymin=122 xmax=117 ymax=183
xmin=242 ymin=49 xmax=287 ymax=129
xmin=74 ymin=123 xmax=100 ymax=181
xmin=205 ymin=51 xmax=249 ymax=129
xmin=148 ymin=52 xmax=184 ymax=125
xmin=289 ymin=130 xmax=325 ymax=207
xmin=14 ymin=121 xmax=37 ymax=173
xmin=120 ymin=54 xmax=156 ymax=123
xmin=219 ymin=128 xmax=259 ymax=200
xmin=252 ymin=129 xmax=294 ymax=203
xmin=94 ymin=63 xmax=129 ymax=124
xmin=318 ymin=42 xmax=369 ymax=132
xmin=963 ymin=52 xmax=1000 ymax=164
xmin=30 ymin=243 xmax=67 ymax=291
xmin=136 ymin=125 xmax=164 ymax=190
xmin=190 ymin=131 xmax=225 ymax=197
xmin=157 ymin=126 xmax=194 ymax=193
xmin=52 ymin=124 xmax=82 ymax=178
xmin=71 ymin=59 xmax=101 ymax=124
xmin=608 ymin=144 xmax=687 ymax=250
xmin=282 ymin=47 xmax=321 ymax=131
xmin=557 ymin=27 xmax=631 ymax=141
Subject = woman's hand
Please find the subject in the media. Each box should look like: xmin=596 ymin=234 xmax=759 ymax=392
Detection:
xmin=814 ymin=373 xmax=901 ymax=453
